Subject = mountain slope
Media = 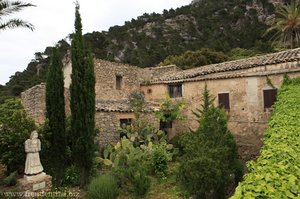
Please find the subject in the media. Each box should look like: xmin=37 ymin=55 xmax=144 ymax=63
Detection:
xmin=0 ymin=0 xmax=284 ymax=97
xmin=88 ymin=0 xmax=277 ymax=67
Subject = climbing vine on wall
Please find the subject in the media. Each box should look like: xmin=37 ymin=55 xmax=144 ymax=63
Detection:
xmin=155 ymin=94 xmax=185 ymax=123
xmin=231 ymin=77 xmax=300 ymax=198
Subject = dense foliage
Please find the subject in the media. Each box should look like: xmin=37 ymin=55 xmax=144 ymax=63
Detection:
xmin=179 ymin=85 xmax=242 ymax=198
xmin=98 ymin=0 xmax=275 ymax=67
xmin=0 ymin=0 xmax=279 ymax=96
xmin=102 ymin=112 xmax=173 ymax=196
xmin=45 ymin=47 xmax=67 ymax=187
xmin=0 ymin=98 xmax=36 ymax=174
xmin=160 ymin=48 xmax=229 ymax=69
xmin=265 ymin=0 xmax=300 ymax=48
xmin=155 ymin=94 xmax=185 ymax=124
xmin=70 ymin=4 xmax=96 ymax=187
xmin=87 ymin=174 xmax=118 ymax=199
xmin=232 ymin=77 xmax=300 ymax=198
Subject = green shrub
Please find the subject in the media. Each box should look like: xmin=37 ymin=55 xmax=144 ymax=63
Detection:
xmin=0 ymin=98 xmax=36 ymax=174
xmin=232 ymin=78 xmax=300 ymax=198
xmin=133 ymin=170 xmax=150 ymax=197
xmin=179 ymin=85 xmax=242 ymax=198
xmin=3 ymin=171 xmax=17 ymax=186
xmin=152 ymin=145 xmax=169 ymax=178
xmin=160 ymin=48 xmax=229 ymax=69
xmin=61 ymin=165 xmax=80 ymax=187
xmin=87 ymin=174 xmax=118 ymax=199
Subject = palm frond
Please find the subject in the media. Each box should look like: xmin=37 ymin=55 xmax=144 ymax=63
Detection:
xmin=0 ymin=18 xmax=34 ymax=31
xmin=0 ymin=0 xmax=35 ymax=17
xmin=263 ymin=0 xmax=300 ymax=48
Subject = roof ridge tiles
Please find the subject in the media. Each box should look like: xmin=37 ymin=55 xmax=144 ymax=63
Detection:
xmin=146 ymin=48 xmax=300 ymax=84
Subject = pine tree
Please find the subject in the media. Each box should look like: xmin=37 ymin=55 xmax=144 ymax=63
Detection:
xmin=45 ymin=47 xmax=66 ymax=187
xmin=70 ymin=3 xmax=96 ymax=187
xmin=179 ymin=85 xmax=243 ymax=198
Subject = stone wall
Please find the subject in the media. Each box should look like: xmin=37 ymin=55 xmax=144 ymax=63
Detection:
xmin=21 ymin=84 xmax=46 ymax=125
xmin=95 ymin=112 xmax=120 ymax=147
xmin=144 ymin=65 xmax=182 ymax=81
xmin=94 ymin=60 xmax=150 ymax=101
xmin=141 ymin=67 xmax=300 ymax=161
xmin=21 ymin=83 xmax=70 ymax=125
xmin=20 ymin=57 xmax=300 ymax=160
xmin=95 ymin=111 xmax=159 ymax=147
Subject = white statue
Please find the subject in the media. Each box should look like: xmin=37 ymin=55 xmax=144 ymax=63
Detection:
xmin=24 ymin=130 xmax=44 ymax=176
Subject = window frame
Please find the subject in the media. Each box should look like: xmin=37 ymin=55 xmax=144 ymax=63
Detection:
xmin=218 ymin=92 xmax=230 ymax=111
xmin=116 ymin=75 xmax=123 ymax=90
xmin=263 ymin=88 xmax=277 ymax=110
xmin=119 ymin=118 xmax=132 ymax=127
xmin=168 ymin=84 xmax=183 ymax=98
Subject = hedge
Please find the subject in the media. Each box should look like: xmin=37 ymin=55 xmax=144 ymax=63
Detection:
xmin=231 ymin=77 xmax=300 ymax=198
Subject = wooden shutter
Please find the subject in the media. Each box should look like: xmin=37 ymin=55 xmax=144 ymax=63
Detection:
xmin=263 ymin=89 xmax=277 ymax=108
xmin=218 ymin=93 xmax=230 ymax=110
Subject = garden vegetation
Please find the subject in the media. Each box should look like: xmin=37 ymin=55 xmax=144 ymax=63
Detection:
xmin=232 ymin=77 xmax=300 ymax=198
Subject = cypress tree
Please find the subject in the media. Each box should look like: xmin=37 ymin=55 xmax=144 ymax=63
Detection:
xmin=45 ymin=47 xmax=66 ymax=187
xmin=70 ymin=3 xmax=96 ymax=187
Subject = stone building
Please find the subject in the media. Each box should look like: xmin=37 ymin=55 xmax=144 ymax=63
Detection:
xmin=140 ymin=48 xmax=300 ymax=160
xmin=21 ymin=48 xmax=300 ymax=160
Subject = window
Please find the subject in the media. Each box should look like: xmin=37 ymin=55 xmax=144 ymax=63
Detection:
xmin=116 ymin=75 xmax=122 ymax=90
xmin=120 ymin=118 xmax=132 ymax=127
xmin=159 ymin=120 xmax=172 ymax=135
xmin=168 ymin=84 xmax=182 ymax=98
xmin=263 ymin=89 xmax=277 ymax=109
xmin=218 ymin=93 xmax=230 ymax=111
xmin=159 ymin=121 xmax=172 ymax=129
xmin=120 ymin=118 xmax=132 ymax=138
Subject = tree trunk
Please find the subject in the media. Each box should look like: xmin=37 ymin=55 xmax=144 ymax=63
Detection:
xmin=80 ymin=167 xmax=88 ymax=188
xmin=291 ymin=31 xmax=295 ymax=49
xmin=54 ymin=168 xmax=63 ymax=187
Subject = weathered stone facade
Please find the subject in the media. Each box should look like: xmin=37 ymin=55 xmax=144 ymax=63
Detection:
xmin=21 ymin=84 xmax=46 ymax=125
xmin=95 ymin=99 xmax=159 ymax=146
xmin=21 ymin=48 xmax=300 ymax=160
xmin=94 ymin=60 xmax=150 ymax=101
xmin=21 ymin=84 xmax=70 ymax=125
xmin=140 ymin=49 xmax=300 ymax=160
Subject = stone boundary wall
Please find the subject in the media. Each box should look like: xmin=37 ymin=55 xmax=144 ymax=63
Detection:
xmin=21 ymin=84 xmax=46 ymax=125
xmin=95 ymin=111 xmax=160 ymax=147
xmin=21 ymin=83 xmax=70 ymax=125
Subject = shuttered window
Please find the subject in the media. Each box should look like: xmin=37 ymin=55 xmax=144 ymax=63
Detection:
xmin=263 ymin=89 xmax=277 ymax=109
xmin=218 ymin=93 xmax=230 ymax=111
xmin=168 ymin=84 xmax=182 ymax=98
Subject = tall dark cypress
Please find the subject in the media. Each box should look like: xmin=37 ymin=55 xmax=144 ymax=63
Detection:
xmin=70 ymin=3 xmax=96 ymax=187
xmin=45 ymin=47 xmax=66 ymax=187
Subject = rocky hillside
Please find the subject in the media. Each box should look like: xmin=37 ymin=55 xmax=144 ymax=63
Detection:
xmin=87 ymin=0 xmax=281 ymax=67
xmin=0 ymin=0 xmax=288 ymax=97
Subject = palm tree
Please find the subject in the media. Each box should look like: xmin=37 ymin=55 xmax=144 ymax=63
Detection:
xmin=265 ymin=0 xmax=300 ymax=49
xmin=0 ymin=0 xmax=35 ymax=31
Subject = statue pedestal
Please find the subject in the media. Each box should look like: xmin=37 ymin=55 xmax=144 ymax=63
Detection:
xmin=17 ymin=173 xmax=52 ymax=193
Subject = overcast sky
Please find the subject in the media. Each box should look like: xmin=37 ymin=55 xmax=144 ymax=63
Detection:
xmin=0 ymin=0 xmax=191 ymax=85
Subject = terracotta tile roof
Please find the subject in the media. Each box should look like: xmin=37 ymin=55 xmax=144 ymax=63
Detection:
xmin=147 ymin=64 xmax=181 ymax=71
xmin=147 ymin=48 xmax=300 ymax=84
xmin=96 ymin=100 xmax=159 ymax=112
